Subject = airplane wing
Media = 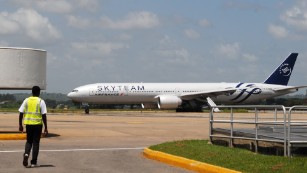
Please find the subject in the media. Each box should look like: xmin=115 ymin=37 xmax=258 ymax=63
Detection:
xmin=180 ymin=87 xmax=236 ymax=100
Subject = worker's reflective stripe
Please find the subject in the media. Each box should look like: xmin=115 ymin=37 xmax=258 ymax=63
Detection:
xmin=23 ymin=97 xmax=42 ymax=125
xmin=24 ymin=118 xmax=42 ymax=122
xmin=24 ymin=112 xmax=41 ymax=115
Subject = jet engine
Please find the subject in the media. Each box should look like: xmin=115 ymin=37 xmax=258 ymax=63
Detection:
xmin=157 ymin=95 xmax=182 ymax=109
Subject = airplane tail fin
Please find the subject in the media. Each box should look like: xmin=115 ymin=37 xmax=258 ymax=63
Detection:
xmin=263 ymin=53 xmax=298 ymax=86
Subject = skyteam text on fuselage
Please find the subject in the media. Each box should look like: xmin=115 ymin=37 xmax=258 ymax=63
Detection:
xmin=68 ymin=53 xmax=306 ymax=112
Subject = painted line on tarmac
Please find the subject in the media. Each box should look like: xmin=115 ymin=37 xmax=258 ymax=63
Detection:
xmin=0 ymin=147 xmax=145 ymax=153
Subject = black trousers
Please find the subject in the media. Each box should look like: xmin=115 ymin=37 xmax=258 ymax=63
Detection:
xmin=25 ymin=125 xmax=42 ymax=164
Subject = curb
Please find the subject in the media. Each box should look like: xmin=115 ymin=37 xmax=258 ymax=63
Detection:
xmin=143 ymin=148 xmax=241 ymax=173
xmin=0 ymin=133 xmax=26 ymax=140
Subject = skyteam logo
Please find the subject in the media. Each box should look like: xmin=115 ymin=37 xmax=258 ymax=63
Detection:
xmin=231 ymin=83 xmax=262 ymax=103
xmin=279 ymin=63 xmax=292 ymax=77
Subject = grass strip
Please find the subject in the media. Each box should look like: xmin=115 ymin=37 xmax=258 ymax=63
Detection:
xmin=149 ymin=140 xmax=307 ymax=173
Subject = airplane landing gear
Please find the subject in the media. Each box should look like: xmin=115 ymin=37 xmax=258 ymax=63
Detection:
xmin=85 ymin=105 xmax=89 ymax=114
xmin=82 ymin=103 xmax=90 ymax=114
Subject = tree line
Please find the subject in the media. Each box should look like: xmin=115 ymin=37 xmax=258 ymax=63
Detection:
xmin=0 ymin=93 xmax=74 ymax=109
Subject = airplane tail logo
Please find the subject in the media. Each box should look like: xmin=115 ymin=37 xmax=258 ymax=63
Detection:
xmin=263 ymin=53 xmax=298 ymax=86
xmin=279 ymin=63 xmax=291 ymax=76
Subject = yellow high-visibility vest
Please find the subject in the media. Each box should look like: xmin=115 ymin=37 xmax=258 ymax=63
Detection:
xmin=23 ymin=97 xmax=42 ymax=125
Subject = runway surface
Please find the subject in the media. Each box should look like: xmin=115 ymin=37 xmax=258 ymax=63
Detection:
xmin=0 ymin=111 xmax=209 ymax=173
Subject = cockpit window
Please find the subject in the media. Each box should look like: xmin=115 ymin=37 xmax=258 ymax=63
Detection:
xmin=72 ymin=90 xmax=78 ymax=92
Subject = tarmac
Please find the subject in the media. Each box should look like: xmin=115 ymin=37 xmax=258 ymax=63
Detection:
xmin=0 ymin=111 xmax=237 ymax=173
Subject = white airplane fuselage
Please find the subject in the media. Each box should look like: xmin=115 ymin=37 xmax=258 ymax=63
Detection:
xmin=67 ymin=82 xmax=297 ymax=106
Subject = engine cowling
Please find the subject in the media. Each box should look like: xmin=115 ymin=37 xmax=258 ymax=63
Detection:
xmin=157 ymin=95 xmax=182 ymax=109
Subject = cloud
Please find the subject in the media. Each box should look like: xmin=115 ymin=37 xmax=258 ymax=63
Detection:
xmin=0 ymin=12 xmax=20 ymax=34
xmin=71 ymin=41 xmax=127 ymax=57
xmin=156 ymin=48 xmax=190 ymax=64
xmin=268 ymin=24 xmax=288 ymax=39
xmin=0 ymin=8 xmax=61 ymax=42
xmin=67 ymin=15 xmax=91 ymax=29
xmin=67 ymin=11 xmax=160 ymax=30
xmin=199 ymin=19 xmax=211 ymax=27
xmin=155 ymin=35 xmax=191 ymax=64
xmin=184 ymin=29 xmax=200 ymax=39
xmin=11 ymin=0 xmax=99 ymax=14
xmin=36 ymin=0 xmax=73 ymax=14
xmin=242 ymin=53 xmax=258 ymax=62
xmin=222 ymin=1 xmax=265 ymax=12
xmin=117 ymin=33 xmax=133 ymax=41
xmin=216 ymin=42 xmax=258 ymax=62
xmin=217 ymin=42 xmax=241 ymax=59
xmin=100 ymin=11 xmax=160 ymax=29
xmin=74 ymin=0 xmax=99 ymax=12
xmin=268 ymin=1 xmax=307 ymax=40
xmin=281 ymin=0 xmax=307 ymax=31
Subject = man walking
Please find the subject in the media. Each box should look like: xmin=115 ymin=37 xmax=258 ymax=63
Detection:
xmin=19 ymin=86 xmax=48 ymax=167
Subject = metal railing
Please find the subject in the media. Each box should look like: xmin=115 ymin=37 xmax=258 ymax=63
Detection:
xmin=209 ymin=105 xmax=307 ymax=157
xmin=288 ymin=106 xmax=307 ymax=157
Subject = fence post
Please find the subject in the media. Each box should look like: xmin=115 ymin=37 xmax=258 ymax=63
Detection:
xmin=255 ymin=107 xmax=258 ymax=153
xmin=230 ymin=107 xmax=234 ymax=148
xmin=287 ymin=106 xmax=292 ymax=157
xmin=209 ymin=107 xmax=214 ymax=143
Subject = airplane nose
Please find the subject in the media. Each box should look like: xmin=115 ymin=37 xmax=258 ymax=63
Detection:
xmin=67 ymin=92 xmax=74 ymax=98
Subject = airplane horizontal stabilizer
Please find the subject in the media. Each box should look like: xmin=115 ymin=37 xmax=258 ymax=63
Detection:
xmin=272 ymin=86 xmax=307 ymax=92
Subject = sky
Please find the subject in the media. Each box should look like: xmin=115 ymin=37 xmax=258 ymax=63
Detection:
xmin=0 ymin=0 xmax=307 ymax=94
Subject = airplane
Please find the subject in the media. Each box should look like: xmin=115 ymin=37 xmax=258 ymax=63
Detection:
xmin=67 ymin=53 xmax=306 ymax=113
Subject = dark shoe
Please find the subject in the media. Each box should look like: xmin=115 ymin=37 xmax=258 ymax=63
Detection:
xmin=23 ymin=154 xmax=29 ymax=167
xmin=30 ymin=164 xmax=39 ymax=168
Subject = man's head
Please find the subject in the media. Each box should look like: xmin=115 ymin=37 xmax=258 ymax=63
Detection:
xmin=32 ymin=86 xmax=41 ymax=97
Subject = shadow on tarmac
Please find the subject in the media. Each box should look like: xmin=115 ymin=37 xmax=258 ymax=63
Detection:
xmin=44 ymin=133 xmax=60 ymax=138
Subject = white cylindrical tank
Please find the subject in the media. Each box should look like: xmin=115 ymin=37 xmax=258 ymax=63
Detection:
xmin=0 ymin=47 xmax=47 ymax=90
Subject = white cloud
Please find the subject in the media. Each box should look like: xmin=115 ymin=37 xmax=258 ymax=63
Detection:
xmin=75 ymin=0 xmax=99 ymax=12
xmin=11 ymin=0 xmax=99 ymax=14
xmin=217 ymin=42 xmax=241 ymax=59
xmin=216 ymin=42 xmax=258 ymax=62
xmin=268 ymin=24 xmax=288 ymax=39
xmin=156 ymin=48 xmax=190 ymax=64
xmin=67 ymin=15 xmax=91 ymax=29
xmin=242 ymin=53 xmax=258 ymax=62
xmin=37 ymin=0 xmax=73 ymax=14
xmin=184 ymin=29 xmax=200 ymax=39
xmin=199 ymin=19 xmax=211 ymax=27
xmin=0 ymin=12 xmax=19 ymax=34
xmin=281 ymin=0 xmax=307 ymax=31
xmin=153 ymin=35 xmax=191 ymax=64
xmin=0 ymin=8 xmax=61 ymax=42
xmin=11 ymin=0 xmax=72 ymax=13
xmin=117 ymin=33 xmax=132 ymax=41
xmin=12 ymin=8 xmax=61 ymax=42
xmin=100 ymin=11 xmax=159 ymax=29
xmin=159 ymin=35 xmax=176 ymax=45
xmin=46 ymin=52 xmax=58 ymax=65
xmin=71 ymin=42 xmax=127 ymax=56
